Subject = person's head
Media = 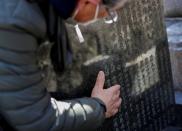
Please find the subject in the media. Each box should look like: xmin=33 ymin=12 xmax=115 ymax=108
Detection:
xmin=72 ymin=0 xmax=129 ymax=23
xmin=30 ymin=0 xmax=128 ymax=24
xmin=73 ymin=0 xmax=108 ymax=23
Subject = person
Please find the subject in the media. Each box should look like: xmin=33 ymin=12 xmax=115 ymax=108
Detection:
xmin=0 ymin=0 xmax=127 ymax=130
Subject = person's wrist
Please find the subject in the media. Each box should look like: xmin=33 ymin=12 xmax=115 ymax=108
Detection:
xmin=92 ymin=97 xmax=107 ymax=113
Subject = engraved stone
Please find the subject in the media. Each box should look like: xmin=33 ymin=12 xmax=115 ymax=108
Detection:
xmin=52 ymin=0 xmax=176 ymax=130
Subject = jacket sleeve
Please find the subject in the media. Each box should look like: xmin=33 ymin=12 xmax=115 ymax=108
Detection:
xmin=0 ymin=28 xmax=105 ymax=131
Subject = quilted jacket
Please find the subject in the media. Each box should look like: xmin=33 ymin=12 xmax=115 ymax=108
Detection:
xmin=0 ymin=0 xmax=105 ymax=131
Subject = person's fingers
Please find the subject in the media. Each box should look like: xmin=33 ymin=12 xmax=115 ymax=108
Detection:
xmin=94 ymin=71 xmax=105 ymax=89
xmin=106 ymin=98 xmax=121 ymax=118
xmin=105 ymin=112 xmax=112 ymax=118
xmin=114 ymin=98 xmax=122 ymax=108
xmin=110 ymin=85 xmax=120 ymax=94
xmin=112 ymin=90 xmax=120 ymax=101
xmin=112 ymin=108 xmax=119 ymax=116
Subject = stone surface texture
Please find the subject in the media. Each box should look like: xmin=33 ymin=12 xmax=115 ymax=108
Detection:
xmin=44 ymin=0 xmax=176 ymax=130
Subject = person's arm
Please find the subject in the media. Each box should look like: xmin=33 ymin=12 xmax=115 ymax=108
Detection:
xmin=0 ymin=1 xmax=121 ymax=130
xmin=0 ymin=27 xmax=121 ymax=131
xmin=0 ymin=28 xmax=106 ymax=131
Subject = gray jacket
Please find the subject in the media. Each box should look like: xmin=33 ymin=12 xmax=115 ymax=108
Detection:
xmin=0 ymin=0 xmax=105 ymax=131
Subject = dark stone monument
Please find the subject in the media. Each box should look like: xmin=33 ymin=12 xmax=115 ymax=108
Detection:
xmin=50 ymin=0 xmax=176 ymax=130
xmin=96 ymin=1 xmax=176 ymax=131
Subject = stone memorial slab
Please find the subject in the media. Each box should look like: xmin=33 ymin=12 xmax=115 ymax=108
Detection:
xmin=51 ymin=0 xmax=176 ymax=130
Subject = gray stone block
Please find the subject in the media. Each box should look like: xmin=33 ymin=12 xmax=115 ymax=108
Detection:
xmin=54 ymin=0 xmax=176 ymax=130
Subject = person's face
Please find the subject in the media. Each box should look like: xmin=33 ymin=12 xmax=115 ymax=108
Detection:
xmin=74 ymin=0 xmax=108 ymax=23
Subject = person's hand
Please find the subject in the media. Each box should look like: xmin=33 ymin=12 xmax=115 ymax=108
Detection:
xmin=91 ymin=71 xmax=122 ymax=118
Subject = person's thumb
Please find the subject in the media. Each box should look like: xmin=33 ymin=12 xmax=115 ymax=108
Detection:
xmin=94 ymin=71 xmax=105 ymax=89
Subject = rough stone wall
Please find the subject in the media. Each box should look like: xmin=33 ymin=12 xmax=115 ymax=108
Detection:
xmin=45 ymin=0 xmax=176 ymax=130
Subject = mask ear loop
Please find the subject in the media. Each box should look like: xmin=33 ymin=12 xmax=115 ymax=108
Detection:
xmin=72 ymin=2 xmax=86 ymax=43
xmin=94 ymin=4 xmax=100 ymax=21
xmin=73 ymin=0 xmax=100 ymax=43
